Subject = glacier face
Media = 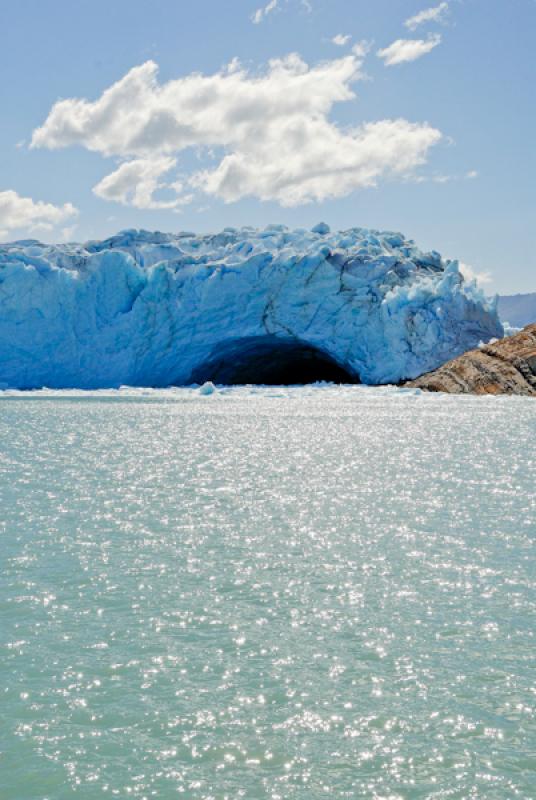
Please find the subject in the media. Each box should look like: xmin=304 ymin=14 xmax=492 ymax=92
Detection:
xmin=0 ymin=224 xmax=502 ymax=389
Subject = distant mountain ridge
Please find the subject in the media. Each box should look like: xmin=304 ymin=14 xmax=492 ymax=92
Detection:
xmin=498 ymin=293 xmax=536 ymax=328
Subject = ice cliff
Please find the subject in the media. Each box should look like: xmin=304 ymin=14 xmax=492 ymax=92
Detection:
xmin=0 ymin=224 xmax=502 ymax=389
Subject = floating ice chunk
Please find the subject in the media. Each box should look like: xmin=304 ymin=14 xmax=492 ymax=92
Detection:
xmin=199 ymin=381 xmax=217 ymax=395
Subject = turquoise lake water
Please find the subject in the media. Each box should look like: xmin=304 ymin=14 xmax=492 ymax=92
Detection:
xmin=1 ymin=386 xmax=535 ymax=799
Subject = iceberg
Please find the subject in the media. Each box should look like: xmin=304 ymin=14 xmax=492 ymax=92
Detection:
xmin=0 ymin=224 xmax=502 ymax=389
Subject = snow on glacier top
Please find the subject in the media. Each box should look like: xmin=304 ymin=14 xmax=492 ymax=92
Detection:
xmin=4 ymin=223 xmax=443 ymax=273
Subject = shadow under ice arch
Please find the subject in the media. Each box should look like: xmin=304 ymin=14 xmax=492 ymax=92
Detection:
xmin=188 ymin=336 xmax=359 ymax=386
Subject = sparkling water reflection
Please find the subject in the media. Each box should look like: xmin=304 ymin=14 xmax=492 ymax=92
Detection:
xmin=1 ymin=386 xmax=535 ymax=799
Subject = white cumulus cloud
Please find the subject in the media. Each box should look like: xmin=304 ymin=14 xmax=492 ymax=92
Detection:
xmin=251 ymin=0 xmax=279 ymax=24
xmin=0 ymin=189 xmax=78 ymax=240
xmin=32 ymin=54 xmax=442 ymax=207
xmin=251 ymin=0 xmax=311 ymax=23
xmin=352 ymin=40 xmax=373 ymax=58
xmin=332 ymin=33 xmax=351 ymax=46
xmin=377 ymin=34 xmax=441 ymax=66
xmin=405 ymin=2 xmax=449 ymax=31
xmin=93 ymin=157 xmax=192 ymax=209
xmin=459 ymin=261 xmax=492 ymax=286
xmin=192 ymin=118 xmax=441 ymax=206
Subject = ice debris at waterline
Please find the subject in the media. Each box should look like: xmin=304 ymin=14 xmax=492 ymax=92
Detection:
xmin=0 ymin=225 xmax=502 ymax=389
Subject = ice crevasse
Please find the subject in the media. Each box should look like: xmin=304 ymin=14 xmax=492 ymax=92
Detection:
xmin=0 ymin=224 xmax=503 ymax=389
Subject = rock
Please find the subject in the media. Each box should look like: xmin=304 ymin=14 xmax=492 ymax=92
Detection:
xmin=405 ymin=323 xmax=536 ymax=395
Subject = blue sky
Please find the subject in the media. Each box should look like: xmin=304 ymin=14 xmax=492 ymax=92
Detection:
xmin=0 ymin=0 xmax=534 ymax=293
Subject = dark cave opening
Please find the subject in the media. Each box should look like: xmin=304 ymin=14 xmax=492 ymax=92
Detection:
xmin=189 ymin=336 xmax=359 ymax=386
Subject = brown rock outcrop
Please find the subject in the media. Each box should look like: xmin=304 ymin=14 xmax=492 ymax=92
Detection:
xmin=405 ymin=323 xmax=536 ymax=395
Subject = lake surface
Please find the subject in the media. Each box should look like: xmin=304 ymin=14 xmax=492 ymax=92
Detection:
xmin=1 ymin=386 xmax=535 ymax=799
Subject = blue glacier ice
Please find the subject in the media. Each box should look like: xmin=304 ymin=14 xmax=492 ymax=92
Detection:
xmin=0 ymin=225 xmax=503 ymax=389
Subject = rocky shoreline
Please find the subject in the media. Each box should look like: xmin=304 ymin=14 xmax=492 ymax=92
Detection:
xmin=405 ymin=323 xmax=536 ymax=395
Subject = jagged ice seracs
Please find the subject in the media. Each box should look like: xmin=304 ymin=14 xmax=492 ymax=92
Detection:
xmin=0 ymin=224 xmax=502 ymax=389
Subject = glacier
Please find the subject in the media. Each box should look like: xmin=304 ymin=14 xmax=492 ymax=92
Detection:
xmin=0 ymin=224 xmax=502 ymax=389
